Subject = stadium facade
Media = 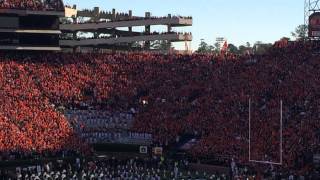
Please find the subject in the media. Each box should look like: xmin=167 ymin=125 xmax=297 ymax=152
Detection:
xmin=60 ymin=6 xmax=193 ymax=53
xmin=0 ymin=2 xmax=64 ymax=51
xmin=0 ymin=2 xmax=192 ymax=52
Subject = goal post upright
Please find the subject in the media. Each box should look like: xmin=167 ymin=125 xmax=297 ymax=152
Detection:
xmin=248 ymin=98 xmax=251 ymax=162
xmin=248 ymin=98 xmax=283 ymax=165
xmin=280 ymin=100 xmax=283 ymax=165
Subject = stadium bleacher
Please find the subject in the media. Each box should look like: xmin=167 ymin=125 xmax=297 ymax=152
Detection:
xmin=1 ymin=0 xmax=320 ymax=179
xmin=0 ymin=40 xmax=319 ymax=178
xmin=0 ymin=0 xmax=64 ymax=11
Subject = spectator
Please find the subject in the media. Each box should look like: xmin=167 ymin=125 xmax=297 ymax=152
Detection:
xmin=0 ymin=40 xmax=319 ymax=176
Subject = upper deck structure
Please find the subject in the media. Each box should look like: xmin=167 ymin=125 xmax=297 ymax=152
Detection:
xmin=60 ymin=6 xmax=192 ymax=52
xmin=0 ymin=0 xmax=64 ymax=51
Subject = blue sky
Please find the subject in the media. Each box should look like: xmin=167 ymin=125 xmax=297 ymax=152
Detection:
xmin=63 ymin=0 xmax=304 ymax=50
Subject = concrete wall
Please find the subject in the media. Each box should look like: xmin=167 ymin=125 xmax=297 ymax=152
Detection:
xmin=60 ymin=18 xmax=192 ymax=31
xmin=60 ymin=33 xmax=192 ymax=47
xmin=0 ymin=29 xmax=61 ymax=34
xmin=0 ymin=9 xmax=64 ymax=16
xmin=0 ymin=46 xmax=61 ymax=51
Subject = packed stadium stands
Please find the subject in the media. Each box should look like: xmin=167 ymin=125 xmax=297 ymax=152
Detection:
xmin=1 ymin=0 xmax=320 ymax=179
xmin=0 ymin=40 xmax=320 ymax=177
xmin=7 ymin=156 xmax=227 ymax=180
xmin=0 ymin=0 xmax=64 ymax=11
xmin=66 ymin=109 xmax=152 ymax=145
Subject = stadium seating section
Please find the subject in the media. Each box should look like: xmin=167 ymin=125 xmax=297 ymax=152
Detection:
xmin=0 ymin=0 xmax=64 ymax=11
xmin=0 ymin=41 xmax=319 ymax=173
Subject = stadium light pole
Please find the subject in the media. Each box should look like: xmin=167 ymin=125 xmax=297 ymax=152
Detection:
xmin=305 ymin=0 xmax=310 ymax=27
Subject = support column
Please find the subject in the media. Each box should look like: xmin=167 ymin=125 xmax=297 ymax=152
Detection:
xmin=93 ymin=32 xmax=100 ymax=39
xmin=72 ymin=17 xmax=77 ymax=24
xmin=128 ymin=10 xmax=133 ymax=34
xmin=73 ymin=31 xmax=77 ymax=40
xmin=129 ymin=10 xmax=132 ymax=19
xmin=72 ymin=31 xmax=78 ymax=53
xmin=144 ymin=12 xmax=151 ymax=50
xmin=128 ymin=12 xmax=133 ymax=50
xmin=167 ymin=24 xmax=172 ymax=50
xmin=93 ymin=7 xmax=100 ymax=22
xmin=112 ymin=8 xmax=116 ymax=21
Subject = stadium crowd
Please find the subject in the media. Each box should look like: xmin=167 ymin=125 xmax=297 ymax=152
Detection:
xmin=61 ymin=32 xmax=192 ymax=41
xmin=60 ymin=13 xmax=192 ymax=24
xmin=0 ymin=156 xmax=227 ymax=180
xmin=0 ymin=40 xmax=319 ymax=176
xmin=0 ymin=0 xmax=64 ymax=11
